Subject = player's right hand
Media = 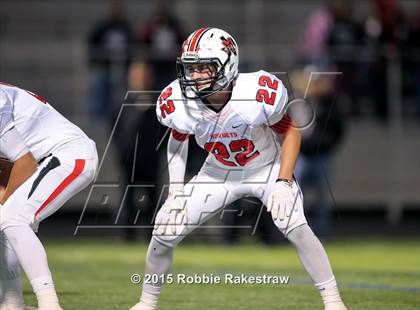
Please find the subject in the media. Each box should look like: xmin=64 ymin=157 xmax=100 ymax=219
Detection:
xmin=154 ymin=190 xmax=187 ymax=236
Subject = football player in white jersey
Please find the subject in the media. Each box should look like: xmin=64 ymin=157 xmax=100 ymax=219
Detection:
xmin=0 ymin=83 xmax=98 ymax=310
xmin=130 ymin=28 xmax=347 ymax=310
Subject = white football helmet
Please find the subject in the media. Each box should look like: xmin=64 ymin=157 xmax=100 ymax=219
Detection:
xmin=176 ymin=27 xmax=239 ymax=99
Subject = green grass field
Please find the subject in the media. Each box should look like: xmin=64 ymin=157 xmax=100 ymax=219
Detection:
xmin=22 ymin=238 xmax=419 ymax=309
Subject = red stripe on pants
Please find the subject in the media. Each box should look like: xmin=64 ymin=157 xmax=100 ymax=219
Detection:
xmin=34 ymin=159 xmax=86 ymax=219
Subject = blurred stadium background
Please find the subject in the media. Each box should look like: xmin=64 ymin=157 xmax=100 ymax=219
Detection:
xmin=1 ymin=0 xmax=418 ymax=238
xmin=0 ymin=1 xmax=419 ymax=308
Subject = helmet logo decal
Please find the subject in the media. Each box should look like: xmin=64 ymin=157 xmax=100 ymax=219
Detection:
xmin=221 ymin=36 xmax=237 ymax=56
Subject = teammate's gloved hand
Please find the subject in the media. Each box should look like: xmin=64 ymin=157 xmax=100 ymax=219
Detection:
xmin=267 ymin=181 xmax=296 ymax=224
xmin=154 ymin=189 xmax=187 ymax=236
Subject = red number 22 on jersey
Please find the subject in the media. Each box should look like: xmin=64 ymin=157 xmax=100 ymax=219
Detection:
xmin=255 ymin=75 xmax=278 ymax=105
xmin=204 ymin=139 xmax=260 ymax=167
xmin=159 ymin=87 xmax=175 ymax=119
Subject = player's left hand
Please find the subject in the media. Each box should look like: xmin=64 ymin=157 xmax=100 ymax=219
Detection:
xmin=267 ymin=181 xmax=296 ymax=224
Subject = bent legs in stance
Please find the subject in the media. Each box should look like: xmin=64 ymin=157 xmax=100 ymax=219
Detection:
xmin=131 ymin=224 xmax=346 ymax=310
xmin=0 ymin=155 xmax=97 ymax=310
xmin=131 ymin=169 xmax=346 ymax=310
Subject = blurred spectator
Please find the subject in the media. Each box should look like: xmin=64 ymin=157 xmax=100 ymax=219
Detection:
xmin=115 ymin=61 xmax=158 ymax=241
xmin=291 ymin=67 xmax=346 ymax=236
xmin=402 ymin=3 xmax=420 ymax=118
xmin=361 ymin=0 xmax=406 ymax=120
xmin=297 ymin=3 xmax=333 ymax=67
xmin=134 ymin=1 xmax=184 ymax=90
xmin=88 ymin=0 xmax=139 ymax=240
xmin=326 ymin=1 xmax=364 ymax=117
xmin=118 ymin=2 xmax=190 ymax=240
xmin=87 ymin=0 xmax=133 ymax=120
xmin=298 ymin=1 xmax=363 ymax=117
xmin=129 ymin=61 xmax=153 ymax=91
xmin=372 ymin=0 xmax=405 ymax=45
xmin=298 ymin=0 xmax=417 ymax=121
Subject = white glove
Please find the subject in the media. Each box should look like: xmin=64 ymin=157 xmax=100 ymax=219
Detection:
xmin=267 ymin=181 xmax=296 ymax=225
xmin=154 ymin=189 xmax=187 ymax=236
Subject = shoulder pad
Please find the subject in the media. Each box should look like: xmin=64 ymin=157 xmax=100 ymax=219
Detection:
xmin=230 ymin=71 xmax=288 ymax=126
xmin=155 ymin=80 xmax=195 ymax=134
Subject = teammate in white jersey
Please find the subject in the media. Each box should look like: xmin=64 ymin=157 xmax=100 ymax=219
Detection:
xmin=0 ymin=83 xmax=98 ymax=310
xmin=130 ymin=28 xmax=347 ymax=310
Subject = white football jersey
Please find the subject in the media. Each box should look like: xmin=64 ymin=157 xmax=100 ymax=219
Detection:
xmin=0 ymin=83 xmax=89 ymax=161
xmin=156 ymin=70 xmax=289 ymax=169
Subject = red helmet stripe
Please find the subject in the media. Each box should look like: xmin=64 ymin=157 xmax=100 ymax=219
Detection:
xmin=188 ymin=27 xmax=210 ymax=52
xmin=186 ymin=30 xmax=198 ymax=51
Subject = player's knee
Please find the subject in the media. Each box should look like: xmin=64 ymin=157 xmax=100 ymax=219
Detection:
xmin=274 ymin=215 xmax=302 ymax=236
xmin=0 ymin=203 xmax=30 ymax=232
xmin=90 ymin=148 xmax=99 ymax=180
xmin=152 ymin=209 xmax=188 ymax=247
xmin=285 ymin=224 xmax=312 ymax=244
xmin=78 ymin=138 xmax=99 ymax=183
xmin=152 ymin=228 xmax=185 ymax=248
xmin=152 ymin=220 xmax=187 ymax=248
xmin=85 ymin=155 xmax=99 ymax=184
xmin=150 ymin=236 xmax=173 ymax=255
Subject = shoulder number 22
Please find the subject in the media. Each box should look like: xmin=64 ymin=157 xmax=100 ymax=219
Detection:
xmin=256 ymin=75 xmax=278 ymax=105
xmin=159 ymin=87 xmax=175 ymax=119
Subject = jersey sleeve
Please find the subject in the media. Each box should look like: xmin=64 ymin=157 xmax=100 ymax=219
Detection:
xmin=232 ymin=71 xmax=289 ymax=127
xmin=155 ymin=81 xmax=194 ymax=134
xmin=156 ymin=84 xmax=176 ymax=129
xmin=260 ymin=72 xmax=289 ymax=126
